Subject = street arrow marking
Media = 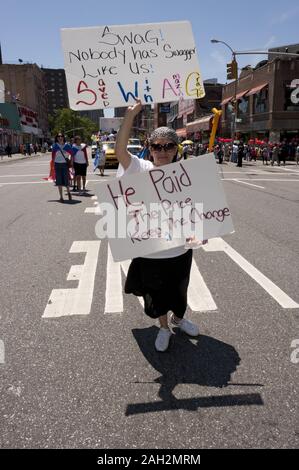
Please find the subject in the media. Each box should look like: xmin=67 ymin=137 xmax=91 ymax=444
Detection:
xmin=43 ymin=241 xmax=101 ymax=318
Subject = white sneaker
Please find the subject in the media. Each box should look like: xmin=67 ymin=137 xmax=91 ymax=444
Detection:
xmin=170 ymin=314 xmax=200 ymax=337
xmin=155 ymin=328 xmax=172 ymax=352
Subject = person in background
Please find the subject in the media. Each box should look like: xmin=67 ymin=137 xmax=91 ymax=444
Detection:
xmin=94 ymin=141 xmax=106 ymax=176
xmin=5 ymin=143 xmax=12 ymax=158
xmin=296 ymin=143 xmax=299 ymax=166
xmin=262 ymin=145 xmax=269 ymax=165
xmin=51 ymin=133 xmax=73 ymax=202
xmin=272 ymin=144 xmax=279 ymax=166
xmin=138 ymin=139 xmax=150 ymax=160
xmin=237 ymin=142 xmax=244 ymax=167
xmin=72 ymin=135 xmax=89 ymax=193
xmin=232 ymin=142 xmax=238 ymax=163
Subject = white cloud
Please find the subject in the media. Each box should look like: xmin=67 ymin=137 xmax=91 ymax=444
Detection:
xmin=270 ymin=7 xmax=299 ymax=25
xmin=264 ymin=35 xmax=276 ymax=49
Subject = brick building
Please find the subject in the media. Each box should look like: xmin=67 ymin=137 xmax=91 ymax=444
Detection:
xmin=0 ymin=63 xmax=48 ymax=139
xmin=42 ymin=68 xmax=69 ymax=116
xmin=221 ymin=57 xmax=299 ymax=142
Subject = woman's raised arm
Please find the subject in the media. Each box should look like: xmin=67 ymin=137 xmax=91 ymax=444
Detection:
xmin=115 ymin=99 xmax=143 ymax=170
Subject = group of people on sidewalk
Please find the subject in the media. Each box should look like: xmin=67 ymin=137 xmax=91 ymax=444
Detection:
xmin=50 ymin=133 xmax=89 ymax=202
xmin=213 ymin=141 xmax=299 ymax=167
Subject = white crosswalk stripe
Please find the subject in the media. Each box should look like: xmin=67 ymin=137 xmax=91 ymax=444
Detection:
xmin=203 ymin=238 xmax=299 ymax=309
xmin=43 ymin=238 xmax=299 ymax=318
xmin=43 ymin=241 xmax=101 ymax=318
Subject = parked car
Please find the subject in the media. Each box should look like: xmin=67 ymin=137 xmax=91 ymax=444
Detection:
xmin=128 ymin=138 xmax=141 ymax=146
xmin=127 ymin=144 xmax=142 ymax=156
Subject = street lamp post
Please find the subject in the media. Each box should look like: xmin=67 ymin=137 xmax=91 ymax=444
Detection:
xmin=211 ymin=39 xmax=238 ymax=147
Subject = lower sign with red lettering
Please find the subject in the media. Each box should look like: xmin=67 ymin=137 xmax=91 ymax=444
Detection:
xmin=94 ymin=154 xmax=234 ymax=261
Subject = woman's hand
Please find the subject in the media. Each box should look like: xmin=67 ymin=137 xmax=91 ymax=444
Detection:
xmin=125 ymin=98 xmax=143 ymax=119
xmin=185 ymin=236 xmax=208 ymax=249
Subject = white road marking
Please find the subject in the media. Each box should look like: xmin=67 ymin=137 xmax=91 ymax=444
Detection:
xmin=232 ymin=179 xmax=265 ymax=189
xmin=278 ymin=167 xmax=299 ymax=174
xmin=188 ymin=260 xmax=217 ymax=312
xmin=0 ymin=340 xmax=4 ymax=364
xmin=105 ymin=245 xmax=123 ymax=313
xmin=84 ymin=206 xmax=102 ymax=215
xmin=223 ymin=178 xmax=299 ymax=182
xmin=43 ymin=241 xmax=101 ymax=318
xmin=91 ymin=196 xmax=98 ymax=200
xmin=203 ymin=238 xmax=299 ymax=309
xmin=0 ymin=174 xmax=46 ymax=177
xmin=0 ymin=181 xmax=52 ymax=185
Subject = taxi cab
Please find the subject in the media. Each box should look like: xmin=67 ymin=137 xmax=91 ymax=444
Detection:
xmin=102 ymin=141 xmax=118 ymax=167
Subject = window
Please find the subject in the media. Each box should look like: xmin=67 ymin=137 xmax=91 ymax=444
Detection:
xmin=253 ymin=86 xmax=269 ymax=113
xmin=238 ymin=97 xmax=249 ymax=122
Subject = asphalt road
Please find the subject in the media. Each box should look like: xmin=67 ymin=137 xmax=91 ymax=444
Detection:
xmin=0 ymin=153 xmax=298 ymax=449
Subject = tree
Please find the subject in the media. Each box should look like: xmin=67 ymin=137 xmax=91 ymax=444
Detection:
xmin=48 ymin=108 xmax=97 ymax=142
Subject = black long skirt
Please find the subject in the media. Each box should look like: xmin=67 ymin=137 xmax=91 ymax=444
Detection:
xmin=125 ymin=250 xmax=193 ymax=319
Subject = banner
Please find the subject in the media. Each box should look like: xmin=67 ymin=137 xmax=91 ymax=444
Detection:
xmin=95 ymin=154 xmax=234 ymax=261
xmin=61 ymin=21 xmax=205 ymax=110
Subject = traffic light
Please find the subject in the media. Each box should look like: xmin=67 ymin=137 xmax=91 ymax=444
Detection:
xmin=227 ymin=60 xmax=238 ymax=80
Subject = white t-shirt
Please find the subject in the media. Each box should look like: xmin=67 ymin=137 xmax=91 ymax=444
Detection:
xmin=54 ymin=145 xmax=67 ymax=163
xmin=73 ymin=145 xmax=87 ymax=164
xmin=117 ymin=155 xmax=187 ymax=259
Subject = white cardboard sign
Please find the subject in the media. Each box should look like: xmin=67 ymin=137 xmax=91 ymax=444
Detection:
xmin=61 ymin=21 xmax=205 ymax=110
xmin=95 ymin=154 xmax=234 ymax=261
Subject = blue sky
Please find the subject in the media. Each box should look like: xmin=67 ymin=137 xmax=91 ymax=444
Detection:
xmin=2 ymin=0 xmax=299 ymax=84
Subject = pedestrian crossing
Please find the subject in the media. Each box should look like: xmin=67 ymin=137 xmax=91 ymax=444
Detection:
xmin=41 ymin=178 xmax=299 ymax=319
xmin=42 ymin=236 xmax=299 ymax=319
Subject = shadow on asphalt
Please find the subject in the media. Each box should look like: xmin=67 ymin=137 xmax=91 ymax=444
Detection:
xmin=47 ymin=199 xmax=82 ymax=205
xmin=126 ymin=327 xmax=264 ymax=415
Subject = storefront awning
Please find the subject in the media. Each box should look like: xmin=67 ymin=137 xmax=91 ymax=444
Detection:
xmin=176 ymin=128 xmax=187 ymax=138
xmin=168 ymin=114 xmax=178 ymax=123
xmin=236 ymin=90 xmax=250 ymax=100
xmin=21 ymin=125 xmax=42 ymax=136
xmin=246 ymin=83 xmax=268 ymax=97
xmin=186 ymin=115 xmax=213 ymax=133
xmin=221 ymin=96 xmax=233 ymax=106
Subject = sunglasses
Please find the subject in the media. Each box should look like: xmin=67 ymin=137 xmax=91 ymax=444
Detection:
xmin=150 ymin=142 xmax=177 ymax=152
xmin=58 ymin=135 xmax=64 ymax=138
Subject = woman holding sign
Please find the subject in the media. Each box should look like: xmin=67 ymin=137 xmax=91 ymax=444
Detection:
xmin=116 ymin=99 xmax=202 ymax=353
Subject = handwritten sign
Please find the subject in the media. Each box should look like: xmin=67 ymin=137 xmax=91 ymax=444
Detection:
xmin=61 ymin=21 xmax=205 ymax=110
xmin=95 ymin=154 xmax=234 ymax=261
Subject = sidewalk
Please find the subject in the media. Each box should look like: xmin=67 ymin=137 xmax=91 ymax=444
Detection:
xmin=0 ymin=152 xmax=50 ymax=164
xmin=220 ymin=159 xmax=299 ymax=168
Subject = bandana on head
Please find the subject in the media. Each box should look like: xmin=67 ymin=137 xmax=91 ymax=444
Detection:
xmin=149 ymin=127 xmax=179 ymax=145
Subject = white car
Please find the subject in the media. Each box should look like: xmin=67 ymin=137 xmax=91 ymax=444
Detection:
xmin=128 ymin=138 xmax=141 ymax=146
xmin=127 ymin=144 xmax=142 ymax=156
xmin=91 ymin=144 xmax=97 ymax=158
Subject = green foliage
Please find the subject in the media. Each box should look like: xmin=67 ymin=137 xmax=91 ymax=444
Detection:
xmin=48 ymin=108 xmax=97 ymax=142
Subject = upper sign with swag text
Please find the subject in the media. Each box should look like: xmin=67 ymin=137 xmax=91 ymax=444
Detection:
xmin=61 ymin=21 xmax=205 ymax=110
